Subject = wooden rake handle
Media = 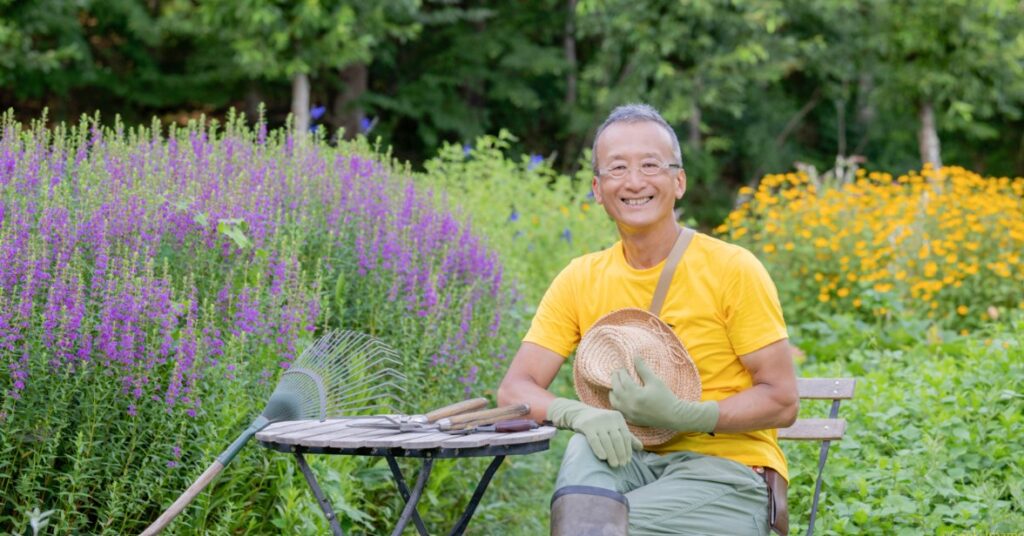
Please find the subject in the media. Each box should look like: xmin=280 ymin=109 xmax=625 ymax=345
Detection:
xmin=140 ymin=461 xmax=224 ymax=536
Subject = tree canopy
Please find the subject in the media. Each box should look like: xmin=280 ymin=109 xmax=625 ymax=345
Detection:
xmin=3 ymin=0 xmax=1023 ymax=224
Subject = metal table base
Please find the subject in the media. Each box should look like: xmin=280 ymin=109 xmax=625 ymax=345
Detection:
xmin=263 ymin=440 xmax=551 ymax=535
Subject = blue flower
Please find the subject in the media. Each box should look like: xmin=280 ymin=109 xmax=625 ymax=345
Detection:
xmin=528 ymin=153 xmax=544 ymax=171
xmin=561 ymin=228 xmax=572 ymax=244
xmin=360 ymin=116 xmax=376 ymax=133
xmin=508 ymin=209 xmax=519 ymax=222
xmin=310 ymin=106 xmax=326 ymax=121
xmin=463 ymin=144 xmax=472 ymax=156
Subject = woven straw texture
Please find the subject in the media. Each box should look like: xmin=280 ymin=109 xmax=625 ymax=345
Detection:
xmin=574 ymin=308 xmax=702 ymax=446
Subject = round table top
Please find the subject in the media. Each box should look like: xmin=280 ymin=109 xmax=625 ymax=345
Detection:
xmin=256 ymin=416 xmax=558 ymax=457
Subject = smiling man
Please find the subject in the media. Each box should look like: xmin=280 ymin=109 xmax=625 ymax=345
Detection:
xmin=498 ymin=103 xmax=799 ymax=535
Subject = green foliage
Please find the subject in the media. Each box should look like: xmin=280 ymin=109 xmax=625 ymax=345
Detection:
xmin=784 ymin=318 xmax=1024 ymax=534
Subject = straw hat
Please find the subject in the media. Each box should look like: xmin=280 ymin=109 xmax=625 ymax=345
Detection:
xmin=574 ymin=308 xmax=702 ymax=446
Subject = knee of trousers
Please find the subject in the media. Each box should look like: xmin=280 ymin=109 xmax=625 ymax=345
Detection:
xmin=562 ymin=433 xmax=600 ymax=463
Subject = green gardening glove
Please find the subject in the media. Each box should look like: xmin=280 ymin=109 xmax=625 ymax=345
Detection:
xmin=610 ymin=356 xmax=719 ymax=433
xmin=547 ymin=398 xmax=642 ymax=468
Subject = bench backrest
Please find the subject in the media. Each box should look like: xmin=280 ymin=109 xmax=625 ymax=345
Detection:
xmin=778 ymin=378 xmax=856 ymax=441
xmin=776 ymin=377 xmax=857 ymax=536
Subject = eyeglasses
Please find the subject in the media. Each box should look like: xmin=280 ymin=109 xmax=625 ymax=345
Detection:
xmin=596 ymin=159 xmax=682 ymax=179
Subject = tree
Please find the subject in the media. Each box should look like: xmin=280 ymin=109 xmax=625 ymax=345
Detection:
xmin=196 ymin=0 xmax=419 ymax=135
xmin=866 ymin=0 xmax=1024 ymax=167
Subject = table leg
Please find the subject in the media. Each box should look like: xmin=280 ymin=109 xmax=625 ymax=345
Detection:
xmin=390 ymin=457 xmax=434 ymax=536
xmin=295 ymin=451 xmax=345 ymax=536
xmin=446 ymin=455 xmax=505 ymax=536
xmin=385 ymin=455 xmax=430 ymax=536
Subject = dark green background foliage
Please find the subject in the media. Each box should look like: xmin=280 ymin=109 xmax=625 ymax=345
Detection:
xmin=4 ymin=0 xmax=1024 ymax=226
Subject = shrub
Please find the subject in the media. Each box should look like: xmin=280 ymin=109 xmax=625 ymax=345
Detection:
xmin=0 ymin=111 xmax=521 ymax=533
xmin=715 ymin=166 xmax=1024 ymax=332
xmin=421 ymin=130 xmax=618 ymax=305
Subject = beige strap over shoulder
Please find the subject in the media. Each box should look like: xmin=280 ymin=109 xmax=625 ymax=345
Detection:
xmin=649 ymin=226 xmax=695 ymax=317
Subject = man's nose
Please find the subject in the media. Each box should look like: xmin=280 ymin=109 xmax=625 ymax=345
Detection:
xmin=622 ymin=166 xmax=647 ymax=187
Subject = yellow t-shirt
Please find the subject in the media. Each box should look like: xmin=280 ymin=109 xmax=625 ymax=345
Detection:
xmin=524 ymin=232 xmax=791 ymax=480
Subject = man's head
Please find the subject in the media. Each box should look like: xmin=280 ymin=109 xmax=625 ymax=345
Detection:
xmin=591 ymin=103 xmax=686 ymax=234
xmin=591 ymin=104 xmax=682 ymax=173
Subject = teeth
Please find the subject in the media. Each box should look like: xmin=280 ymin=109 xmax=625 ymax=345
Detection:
xmin=623 ymin=196 xmax=653 ymax=206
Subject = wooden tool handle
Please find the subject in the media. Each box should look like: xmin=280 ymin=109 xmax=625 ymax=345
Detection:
xmin=140 ymin=461 xmax=225 ymax=536
xmin=424 ymin=397 xmax=488 ymax=422
xmin=437 ymin=404 xmax=530 ymax=430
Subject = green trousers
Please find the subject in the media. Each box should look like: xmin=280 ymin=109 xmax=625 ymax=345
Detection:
xmin=555 ymin=434 xmax=770 ymax=535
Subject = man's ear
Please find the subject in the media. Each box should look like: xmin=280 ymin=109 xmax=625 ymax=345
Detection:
xmin=676 ymin=169 xmax=687 ymax=199
xmin=592 ymin=175 xmax=604 ymax=204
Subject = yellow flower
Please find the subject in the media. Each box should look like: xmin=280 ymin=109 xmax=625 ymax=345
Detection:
xmin=873 ymin=283 xmax=893 ymax=293
xmin=784 ymin=242 xmax=795 ymax=251
xmin=818 ymin=294 xmax=830 ymax=303
xmin=957 ymin=305 xmax=969 ymax=316
xmin=837 ymin=288 xmax=850 ymax=297
xmin=853 ymin=298 xmax=862 ymax=308
xmin=763 ymin=244 xmax=776 ymax=253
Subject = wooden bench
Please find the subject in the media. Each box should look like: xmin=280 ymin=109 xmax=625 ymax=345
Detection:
xmin=777 ymin=377 xmax=857 ymax=536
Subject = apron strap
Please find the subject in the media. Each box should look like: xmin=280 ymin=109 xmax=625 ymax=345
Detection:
xmin=649 ymin=227 xmax=695 ymax=317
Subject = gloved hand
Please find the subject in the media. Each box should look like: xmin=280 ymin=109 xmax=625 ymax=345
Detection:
xmin=610 ymin=356 xmax=719 ymax=433
xmin=547 ymin=398 xmax=642 ymax=468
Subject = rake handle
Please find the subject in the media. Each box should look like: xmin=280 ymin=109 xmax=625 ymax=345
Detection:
xmin=140 ymin=461 xmax=224 ymax=536
xmin=141 ymin=416 xmax=268 ymax=536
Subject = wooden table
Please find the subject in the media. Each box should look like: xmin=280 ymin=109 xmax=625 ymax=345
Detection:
xmin=256 ymin=417 xmax=557 ymax=536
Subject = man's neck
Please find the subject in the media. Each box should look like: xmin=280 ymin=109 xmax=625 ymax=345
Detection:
xmin=619 ymin=221 xmax=683 ymax=270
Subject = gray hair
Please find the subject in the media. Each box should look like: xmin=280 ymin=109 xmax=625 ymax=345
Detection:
xmin=591 ymin=103 xmax=683 ymax=172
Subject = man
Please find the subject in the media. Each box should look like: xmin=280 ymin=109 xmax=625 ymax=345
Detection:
xmin=497 ymin=103 xmax=799 ymax=535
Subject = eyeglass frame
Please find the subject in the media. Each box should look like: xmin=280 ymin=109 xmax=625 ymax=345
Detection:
xmin=595 ymin=159 xmax=683 ymax=179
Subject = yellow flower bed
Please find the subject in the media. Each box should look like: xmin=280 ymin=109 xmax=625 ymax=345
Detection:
xmin=716 ymin=166 xmax=1024 ymax=331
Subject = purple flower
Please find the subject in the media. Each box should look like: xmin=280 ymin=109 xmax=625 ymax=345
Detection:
xmin=310 ymin=106 xmax=327 ymax=121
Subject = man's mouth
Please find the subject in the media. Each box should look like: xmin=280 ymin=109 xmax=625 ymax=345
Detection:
xmin=622 ymin=196 xmax=654 ymax=206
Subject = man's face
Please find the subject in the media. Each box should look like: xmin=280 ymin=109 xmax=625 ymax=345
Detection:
xmin=592 ymin=121 xmax=686 ymax=233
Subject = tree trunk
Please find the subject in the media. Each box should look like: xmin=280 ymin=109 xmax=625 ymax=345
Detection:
xmin=333 ymin=62 xmax=368 ymax=140
xmin=852 ymin=72 xmax=875 ymax=156
xmin=291 ymin=73 xmax=311 ymax=134
xmin=688 ymin=101 xmax=702 ymax=151
xmin=564 ymin=0 xmax=577 ymax=107
xmin=244 ymin=83 xmax=263 ymax=123
xmin=918 ymin=100 xmax=942 ymax=168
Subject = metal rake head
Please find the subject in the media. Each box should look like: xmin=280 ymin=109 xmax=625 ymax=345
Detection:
xmin=261 ymin=329 xmax=407 ymax=422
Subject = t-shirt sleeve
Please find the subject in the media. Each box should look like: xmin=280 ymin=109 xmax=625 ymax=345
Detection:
xmin=721 ymin=249 xmax=789 ymax=356
xmin=523 ymin=261 xmax=581 ymax=358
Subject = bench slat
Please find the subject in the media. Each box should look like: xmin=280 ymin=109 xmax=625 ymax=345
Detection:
xmin=797 ymin=378 xmax=856 ymax=400
xmin=778 ymin=418 xmax=846 ymax=440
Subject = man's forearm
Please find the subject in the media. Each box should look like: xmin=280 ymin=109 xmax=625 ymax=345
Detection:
xmin=497 ymin=378 xmax=559 ymax=423
xmin=713 ymin=384 xmax=799 ymax=433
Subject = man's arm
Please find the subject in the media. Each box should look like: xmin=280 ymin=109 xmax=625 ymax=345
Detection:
xmin=714 ymin=339 xmax=799 ymax=433
xmin=497 ymin=341 xmax=565 ymax=423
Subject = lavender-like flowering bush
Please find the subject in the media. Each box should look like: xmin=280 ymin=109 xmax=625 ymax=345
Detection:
xmin=0 ymin=111 xmax=522 ymax=533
